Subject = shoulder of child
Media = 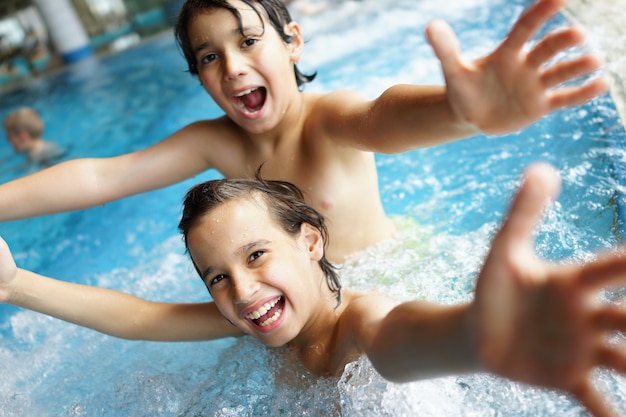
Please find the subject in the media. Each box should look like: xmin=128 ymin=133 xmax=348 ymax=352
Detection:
xmin=303 ymin=90 xmax=370 ymax=140
xmin=310 ymin=89 xmax=368 ymax=112
xmin=340 ymin=291 xmax=399 ymax=330
xmin=30 ymin=140 xmax=68 ymax=165
xmin=183 ymin=116 xmax=248 ymax=141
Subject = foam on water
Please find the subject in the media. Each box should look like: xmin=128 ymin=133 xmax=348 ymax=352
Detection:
xmin=2 ymin=216 xmax=625 ymax=416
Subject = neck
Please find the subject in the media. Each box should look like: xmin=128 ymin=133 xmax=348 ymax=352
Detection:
xmin=289 ymin=286 xmax=346 ymax=376
xmin=245 ymin=92 xmax=309 ymax=158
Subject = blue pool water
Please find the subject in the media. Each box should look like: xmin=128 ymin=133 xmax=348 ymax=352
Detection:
xmin=1 ymin=0 xmax=626 ymax=415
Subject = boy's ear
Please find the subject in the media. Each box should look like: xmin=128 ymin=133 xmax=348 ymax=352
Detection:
xmin=285 ymin=21 xmax=304 ymax=63
xmin=300 ymin=222 xmax=324 ymax=261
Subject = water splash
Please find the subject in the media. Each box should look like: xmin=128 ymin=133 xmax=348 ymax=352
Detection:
xmin=1 ymin=0 xmax=625 ymax=415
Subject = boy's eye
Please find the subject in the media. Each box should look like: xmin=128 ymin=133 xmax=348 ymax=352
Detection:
xmin=248 ymin=250 xmax=264 ymax=263
xmin=200 ymin=52 xmax=218 ymax=65
xmin=242 ymin=38 xmax=257 ymax=48
xmin=209 ymin=273 xmax=228 ymax=287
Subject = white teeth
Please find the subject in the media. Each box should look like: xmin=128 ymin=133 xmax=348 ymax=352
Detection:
xmin=235 ymin=100 xmax=249 ymax=111
xmin=235 ymin=87 xmax=257 ymax=97
xmin=259 ymin=309 xmax=282 ymax=327
xmin=246 ymin=297 xmax=280 ymax=320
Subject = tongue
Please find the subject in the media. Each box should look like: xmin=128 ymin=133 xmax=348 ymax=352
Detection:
xmin=240 ymin=88 xmax=265 ymax=110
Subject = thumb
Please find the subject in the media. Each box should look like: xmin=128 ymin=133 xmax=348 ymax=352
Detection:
xmin=474 ymin=163 xmax=561 ymax=368
xmin=0 ymin=235 xmax=17 ymax=270
xmin=498 ymin=163 xmax=561 ymax=248
xmin=425 ymin=20 xmax=463 ymax=78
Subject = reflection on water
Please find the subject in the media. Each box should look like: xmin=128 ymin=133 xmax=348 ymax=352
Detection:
xmin=1 ymin=0 xmax=626 ymax=415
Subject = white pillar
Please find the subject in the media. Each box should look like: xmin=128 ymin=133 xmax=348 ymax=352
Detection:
xmin=32 ymin=0 xmax=93 ymax=63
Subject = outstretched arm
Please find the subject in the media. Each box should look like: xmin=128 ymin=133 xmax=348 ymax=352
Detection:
xmin=473 ymin=163 xmax=626 ymax=417
xmin=0 ymin=123 xmax=215 ymax=222
xmin=0 ymin=237 xmax=242 ymax=341
xmin=362 ymin=163 xmax=626 ymax=417
xmin=321 ymin=0 xmax=608 ymax=153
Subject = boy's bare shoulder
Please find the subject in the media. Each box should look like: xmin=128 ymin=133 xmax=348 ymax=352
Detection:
xmin=340 ymin=290 xmax=398 ymax=325
xmin=335 ymin=290 xmax=399 ymax=353
xmin=151 ymin=115 xmax=250 ymax=175
xmin=306 ymin=89 xmax=368 ymax=115
xmin=182 ymin=115 xmax=244 ymax=140
xmin=302 ymin=90 xmax=371 ymax=148
xmin=168 ymin=115 xmax=249 ymax=152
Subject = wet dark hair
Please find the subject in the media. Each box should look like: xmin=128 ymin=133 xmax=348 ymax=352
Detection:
xmin=178 ymin=177 xmax=341 ymax=304
xmin=174 ymin=0 xmax=316 ymax=88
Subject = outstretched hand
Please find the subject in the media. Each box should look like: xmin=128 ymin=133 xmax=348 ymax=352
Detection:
xmin=427 ymin=0 xmax=609 ymax=135
xmin=473 ymin=163 xmax=626 ymax=417
xmin=0 ymin=236 xmax=18 ymax=304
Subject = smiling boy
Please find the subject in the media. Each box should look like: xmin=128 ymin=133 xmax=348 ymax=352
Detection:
xmin=0 ymin=0 xmax=608 ymax=262
xmin=2 ymin=164 xmax=626 ymax=417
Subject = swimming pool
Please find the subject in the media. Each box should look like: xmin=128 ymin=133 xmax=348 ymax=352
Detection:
xmin=1 ymin=0 xmax=626 ymax=415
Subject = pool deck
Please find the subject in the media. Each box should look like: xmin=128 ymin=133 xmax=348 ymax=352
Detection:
xmin=565 ymin=0 xmax=626 ymax=126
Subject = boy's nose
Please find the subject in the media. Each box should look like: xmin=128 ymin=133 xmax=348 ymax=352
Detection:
xmin=223 ymin=52 xmax=247 ymax=80
xmin=232 ymin=273 xmax=260 ymax=304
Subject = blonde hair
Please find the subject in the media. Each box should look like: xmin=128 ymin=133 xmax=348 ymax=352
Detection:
xmin=4 ymin=107 xmax=44 ymax=138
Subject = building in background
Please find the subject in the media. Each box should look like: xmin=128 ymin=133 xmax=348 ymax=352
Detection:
xmin=0 ymin=0 xmax=179 ymax=87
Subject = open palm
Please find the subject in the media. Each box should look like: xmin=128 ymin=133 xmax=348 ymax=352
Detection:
xmin=474 ymin=163 xmax=626 ymax=417
xmin=427 ymin=0 xmax=608 ymax=135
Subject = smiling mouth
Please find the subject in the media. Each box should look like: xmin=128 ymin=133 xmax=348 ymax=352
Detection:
xmin=234 ymin=87 xmax=266 ymax=113
xmin=246 ymin=296 xmax=284 ymax=327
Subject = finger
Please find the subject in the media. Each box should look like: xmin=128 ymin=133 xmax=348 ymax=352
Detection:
xmin=425 ymin=20 xmax=464 ymax=77
xmin=497 ymin=163 xmax=561 ymax=244
xmin=503 ymin=0 xmax=567 ymax=51
xmin=572 ymin=381 xmax=617 ymax=417
xmin=596 ymin=344 xmax=626 ymax=375
xmin=575 ymin=249 xmax=626 ymax=290
xmin=526 ymin=26 xmax=586 ymax=67
xmin=548 ymin=76 xmax=610 ymax=109
xmin=541 ymin=54 xmax=604 ymax=88
xmin=592 ymin=306 xmax=626 ymax=332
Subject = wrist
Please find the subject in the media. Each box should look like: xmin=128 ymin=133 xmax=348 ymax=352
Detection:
xmin=1 ymin=268 xmax=22 ymax=305
xmin=446 ymin=99 xmax=483 ymax=137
